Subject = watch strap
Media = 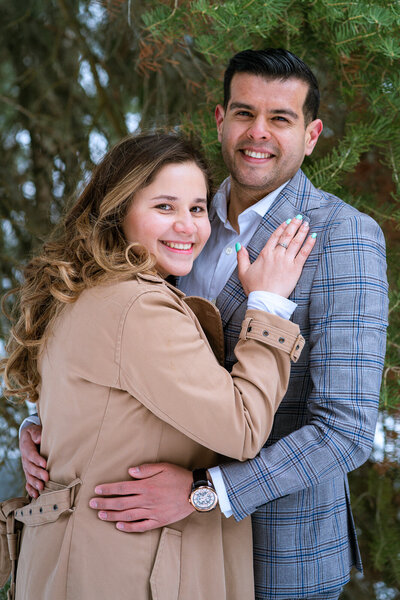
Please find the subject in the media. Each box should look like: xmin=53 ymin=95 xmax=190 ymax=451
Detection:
xmin=192 ymin=468 xmax=209 ymax=489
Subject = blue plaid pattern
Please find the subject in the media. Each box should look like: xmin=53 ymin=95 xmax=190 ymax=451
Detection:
xmin=217 ymin=170 xmax=388 ymax=599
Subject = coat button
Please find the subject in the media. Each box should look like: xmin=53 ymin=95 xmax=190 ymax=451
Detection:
xmin=279 ymin=337 xmax=285 ymax=343
xmin=263 ymin=330 xmax=269 ymax=336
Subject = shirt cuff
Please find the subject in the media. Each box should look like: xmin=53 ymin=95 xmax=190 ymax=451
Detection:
xmin=19 ymin=414 xmax=41 ymax=438
xmin=248 ymin=291 xmax=297 ymax=320
xmin=208 ymin=466 xmax=233 ymax=518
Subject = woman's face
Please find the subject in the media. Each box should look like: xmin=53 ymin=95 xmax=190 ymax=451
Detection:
xmin=122 ymin=162 xmax=211 ymax=277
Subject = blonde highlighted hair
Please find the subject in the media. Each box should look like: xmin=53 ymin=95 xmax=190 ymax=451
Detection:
xmin=2 ymin=132 xmax=212 ymax=403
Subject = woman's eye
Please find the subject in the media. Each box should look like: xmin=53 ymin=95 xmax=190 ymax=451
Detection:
xmin=155 ymin=204 xmax=172 ymax=211
xmin=191 ymin=205 xmax=207 ymax=214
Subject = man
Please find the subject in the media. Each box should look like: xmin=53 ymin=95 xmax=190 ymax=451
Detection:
xmin=20 ymin=49 xmax=388 ymax=600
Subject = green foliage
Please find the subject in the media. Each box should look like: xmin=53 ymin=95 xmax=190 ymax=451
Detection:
xmin=350 ymin=460 xmax=400 ymax=590
xmin=0 ymin=581 xmax=8 ymax=600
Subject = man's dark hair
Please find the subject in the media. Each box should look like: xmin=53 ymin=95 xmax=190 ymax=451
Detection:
xmin=223 ymin=48 xmax=320 ymax=123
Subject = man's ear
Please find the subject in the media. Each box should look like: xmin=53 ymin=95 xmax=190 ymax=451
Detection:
xmin=215 ymin=104 xmax=225 ymax=142
xmin=305 ymin=119 xmax=323 ymax=156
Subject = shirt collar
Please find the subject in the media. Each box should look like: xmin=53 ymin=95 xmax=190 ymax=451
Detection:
xmin=210 ymin=177 xmax=290 ymax=225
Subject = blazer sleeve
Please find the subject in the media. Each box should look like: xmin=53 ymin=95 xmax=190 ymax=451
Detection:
xmin=219 ymin=213 xmax=389 ymax=520
xmin=117 ymin=290 xmax=302 ymax=461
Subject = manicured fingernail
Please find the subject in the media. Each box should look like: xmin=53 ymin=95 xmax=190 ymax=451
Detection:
xmin=129 ymin=467 xmax=140 ymax=474
xmin=89 ymin=500 xmax=97 ymax=508
xmin=286 ymin=218 xmax=292 ymax=224
xmin=117 ymin=523 xmax=124 ymax=530
xmin=99 ymin=511 xmax=107 ymax=520
xmin=94 ymin=487 xmax=103 ymax=494
xmin=295 ymin=214 xmax=303 ymax=220
xmin=311 ymin=232 xmax=317 ymax=239
xmin=302 ymin=220 xmax=309 ymax=227
xmin=235 ymin=243 xmax=241 ymax=252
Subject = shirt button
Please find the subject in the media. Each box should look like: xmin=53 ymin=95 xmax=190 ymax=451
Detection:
xmin=225 ymin=247 xmax=233 ymax=255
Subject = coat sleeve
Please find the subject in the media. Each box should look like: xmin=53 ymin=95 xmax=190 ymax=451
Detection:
xmin=219 ymin=213 xmax=389 ymax=519
xmin=117 ymin=290 xmax=302 ymax=461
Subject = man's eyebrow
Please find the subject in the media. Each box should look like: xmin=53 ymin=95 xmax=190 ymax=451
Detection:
xmin=229 ymin=102 xmax=299 ymax=120
xmin=270 ymin=108 xmax=299 ymax=120
xmin=229 ymin=102 xmax=254 ymax=111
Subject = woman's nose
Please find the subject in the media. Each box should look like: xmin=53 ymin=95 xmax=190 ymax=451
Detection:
xmin=173 ymin=212 xmax=196 ymax=234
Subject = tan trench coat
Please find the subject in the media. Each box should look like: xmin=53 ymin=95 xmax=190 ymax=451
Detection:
xmin=15 ymin=273 xmax=303 ymax=600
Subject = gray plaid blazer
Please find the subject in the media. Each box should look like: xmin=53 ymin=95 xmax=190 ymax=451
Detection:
xmin=216 ymin=169 xmax=388 ymax=599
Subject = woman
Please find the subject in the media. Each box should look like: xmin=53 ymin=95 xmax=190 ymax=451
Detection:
xmin=2 ymin=133 xmax=314 ymax=599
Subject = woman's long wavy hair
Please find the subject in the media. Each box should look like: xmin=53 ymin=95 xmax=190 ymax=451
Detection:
xmin=1 ymin=132 xmax=212 ymax=404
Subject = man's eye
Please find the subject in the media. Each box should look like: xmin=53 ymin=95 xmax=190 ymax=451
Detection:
xmin=236 ymin=111 xmax=252 ymax=117
xmin=273 ymin=116 xmax=288 ymax=122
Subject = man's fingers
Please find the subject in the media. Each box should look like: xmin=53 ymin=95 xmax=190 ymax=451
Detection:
xmin=25 ymin=474 xmax=45 ymax=493
xmin=20 ymin=437 xmax=47 ymax=469
xmin=96 ymin=507 xmax=149 ymax=523
xmin=89 ymin=494 xmax=142 ymax=511
xmin=94 ymin=480 xmax=141 ymax=496
xmin=26 ymin=483 xmax=39 ymax=498
xmin=116 ymin=519 xmax=160 ymax=533
xmin=127 ymin=463 xmax=169 ymax=479
xmin=22 ymin=459 xmax=49 ymax=483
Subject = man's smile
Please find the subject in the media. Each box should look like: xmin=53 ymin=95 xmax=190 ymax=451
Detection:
xmin=242 ymin=149 xmax=275 ymax=159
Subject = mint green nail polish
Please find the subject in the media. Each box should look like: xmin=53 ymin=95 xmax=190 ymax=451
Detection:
xmin=286 ymin=218 xmax=292 ymax=224
xmin=311 ymin=232 xmax=317 ymax=239
xmin=235 ymin=242 xmax=241 ymax=252
xmin=295 ymin=214 xmax=303 ymax=220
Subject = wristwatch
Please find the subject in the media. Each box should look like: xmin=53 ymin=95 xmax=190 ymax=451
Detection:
xmin=189 ymin=468 xmax=218 ymax=512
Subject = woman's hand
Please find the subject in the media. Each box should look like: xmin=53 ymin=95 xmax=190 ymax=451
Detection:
xmin=237 ymin=215 xmax=316 ymax=298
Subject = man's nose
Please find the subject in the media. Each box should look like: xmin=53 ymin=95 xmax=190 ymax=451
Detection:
xmin=247 ymin=116 xmax=271 ymax=140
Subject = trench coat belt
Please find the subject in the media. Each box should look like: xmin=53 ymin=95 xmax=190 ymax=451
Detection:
xmin=14 ymin=478 xmax=82 ymax=526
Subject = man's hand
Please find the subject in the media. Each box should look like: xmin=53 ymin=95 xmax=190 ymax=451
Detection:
xmin=89 ymin=463 xmax=195 ymax=532
xmin=19 ymin=424 xmax=49 ymax=498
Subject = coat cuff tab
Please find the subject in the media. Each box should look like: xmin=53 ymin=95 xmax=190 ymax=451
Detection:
xmin=239 ymin=317 xmax=304 ymax=363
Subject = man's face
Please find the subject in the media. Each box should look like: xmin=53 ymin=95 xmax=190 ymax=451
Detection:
xmin=215 ymin=73 xmax=323 ymax=200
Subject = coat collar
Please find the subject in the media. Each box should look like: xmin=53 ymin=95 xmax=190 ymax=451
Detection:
xmin=136 ymin=272 xmax=186 ymax=297
xmin=216 ymin=169 xmax=321 ymax=325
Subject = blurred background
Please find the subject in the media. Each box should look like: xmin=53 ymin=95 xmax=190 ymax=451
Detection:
xmin=0 ymin=1 xmax=399 ymax=598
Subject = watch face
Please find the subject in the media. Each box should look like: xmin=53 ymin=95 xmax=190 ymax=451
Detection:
xmin=191 ymin=486 xmax=218 ymax=512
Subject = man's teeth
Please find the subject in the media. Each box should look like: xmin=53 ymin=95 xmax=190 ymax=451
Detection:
xmin=243 ymin=150 xmax=272 ymax=159
xmin=163 ymin=242 xmax=193 ymax=250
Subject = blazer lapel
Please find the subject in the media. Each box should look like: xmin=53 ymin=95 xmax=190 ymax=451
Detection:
xmin=216 ymin=170 xmax=322 ymax=326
